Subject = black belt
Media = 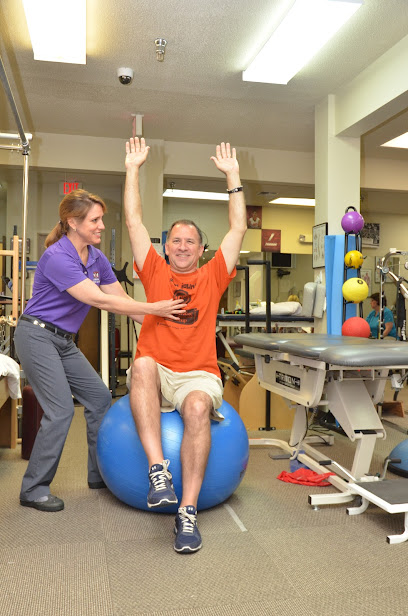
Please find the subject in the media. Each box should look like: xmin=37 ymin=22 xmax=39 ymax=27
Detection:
xmin=20 ymin=314 xmax=73 ymax=340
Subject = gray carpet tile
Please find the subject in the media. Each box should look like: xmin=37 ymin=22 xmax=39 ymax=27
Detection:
xmin=1 ymin=488 xmax=106 ymax=548
xmin=0 ymin=541 xmax=113 ymax=616
xmin=253 ymin=522 xmax=408 ymax=596
xmin=1 ymin=401 xmax=408 ymax=616
xmin=105 ymin=532 xmax=299 ymax=615
xmin=99 ymin=490 xmax=243 ymax=543
xmin=137 ymin=596 xmax=322 ymax=616
xmin=311 ymin=585 xmax=408 ymax=616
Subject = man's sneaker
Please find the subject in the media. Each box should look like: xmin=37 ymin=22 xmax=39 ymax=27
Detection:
xmin=174 ymin=505 xmax=202 ymax=553
xmin=147 ymin=459 xmax=178 ymax=508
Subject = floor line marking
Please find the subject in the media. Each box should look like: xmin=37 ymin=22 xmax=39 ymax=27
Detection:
xmin=223 ymin=503 xmax=248 ymax=532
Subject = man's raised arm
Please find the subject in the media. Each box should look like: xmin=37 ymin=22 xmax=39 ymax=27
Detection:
xmin=124 ymin=137 xmax=152 ymax=270
xmin=211 ymin=143 xmax=247 ymax=274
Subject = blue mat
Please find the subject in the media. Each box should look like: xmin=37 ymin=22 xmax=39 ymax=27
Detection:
xmin=325 ymin=235 xmax=358 ymax=335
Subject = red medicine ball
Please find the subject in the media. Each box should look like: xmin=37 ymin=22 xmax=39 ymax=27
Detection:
xmin=342 ymin=316 xmax=371 ymax=338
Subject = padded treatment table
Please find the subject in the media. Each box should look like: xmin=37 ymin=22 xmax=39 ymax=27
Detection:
xmin=216 ymin=314 xmax=314 ymax=370
xmin=217 ymin=313 xmax=314 ymax=329
xmin=235 ymin=332 xmax=408 ymax=544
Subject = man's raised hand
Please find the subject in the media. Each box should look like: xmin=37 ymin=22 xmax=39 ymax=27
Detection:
xmin=210 ymin=142 xmax=239 ymax=176
xmin=125 ymin=137 xmax=150 ymax=169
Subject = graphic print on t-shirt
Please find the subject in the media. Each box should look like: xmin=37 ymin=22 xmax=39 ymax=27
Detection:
xmin=165 ymin=281 xmax=198 ymax=325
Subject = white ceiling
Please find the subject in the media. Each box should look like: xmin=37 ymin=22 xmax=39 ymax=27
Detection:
xmin=1 ymin=0 xmax=408 ymax=210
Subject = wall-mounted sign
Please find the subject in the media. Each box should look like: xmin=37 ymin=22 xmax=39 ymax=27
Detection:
xmin=261 ymin=229 xmax=281 ymax=252
xmin=59 ymin=181 xmax=83 ymax=196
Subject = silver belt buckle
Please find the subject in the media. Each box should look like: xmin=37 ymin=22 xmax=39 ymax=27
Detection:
xmin=33 ymin=319 xmax=45 ymax=328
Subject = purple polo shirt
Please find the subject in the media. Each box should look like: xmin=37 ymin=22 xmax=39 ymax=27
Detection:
xmin=24 ymin=235 xmax=117 ymax=333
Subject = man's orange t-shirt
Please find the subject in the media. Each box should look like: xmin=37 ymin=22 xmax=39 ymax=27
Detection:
xmin=134 ymin=245 xmax=236 ymax=377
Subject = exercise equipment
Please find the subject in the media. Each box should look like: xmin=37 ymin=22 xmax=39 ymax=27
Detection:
xmin=341 ymin=206 xmax=365 ymax=234
xmin=376 ymin=249 xmax=408 ymax=340
xmin=217 ymin=264 xmax=318 ymax=431
xmin=342 ymin=277 xmax=368 ymax=303
xmin=96 ymin=396 xmax=249 ymax=513
xmin=341 ymin=316 xmax=370 ymax=338
xmin=235 ymin=331 xmax=408 ymax=543
xmin=344 ymin=250 xmax=364 ymax=269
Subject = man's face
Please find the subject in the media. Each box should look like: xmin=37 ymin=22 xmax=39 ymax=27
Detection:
xmin=165 ymin=223 xmax=204 ymax=273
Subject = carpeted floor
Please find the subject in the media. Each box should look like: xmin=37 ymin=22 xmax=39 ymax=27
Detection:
xmin=1 ymin=387 xmax=408 ymax=616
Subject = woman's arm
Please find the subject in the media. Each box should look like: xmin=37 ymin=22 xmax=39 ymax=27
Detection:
xmin=383 ymin=321 xmax=394 ymax=337
xmin=100 ymin=280 xmax=145 ymax=324
xmin=66 ymin=278 xmax=185 ymax=320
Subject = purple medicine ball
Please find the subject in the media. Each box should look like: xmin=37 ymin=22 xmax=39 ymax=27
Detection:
xmin=341 ymin=207 xmax=365 ymax=234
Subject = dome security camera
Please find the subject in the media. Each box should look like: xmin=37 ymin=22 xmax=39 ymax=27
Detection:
xmin=117 ymin=67 xmax=134 ymax=85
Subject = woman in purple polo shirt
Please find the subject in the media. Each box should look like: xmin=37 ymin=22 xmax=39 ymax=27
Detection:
xmin=14 ymin=189 xmax=185 ymax=512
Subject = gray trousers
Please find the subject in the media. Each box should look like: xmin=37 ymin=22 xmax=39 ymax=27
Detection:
xmin=14 ymin=319 xmax=112 ymax=501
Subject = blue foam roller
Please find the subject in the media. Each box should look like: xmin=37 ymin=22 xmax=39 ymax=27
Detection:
xmin=388 ymin=440 xmax=408 ymax=478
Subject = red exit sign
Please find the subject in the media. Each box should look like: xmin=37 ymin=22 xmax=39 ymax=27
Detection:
xmin=59 ymin=181 xmax=83 ymax=195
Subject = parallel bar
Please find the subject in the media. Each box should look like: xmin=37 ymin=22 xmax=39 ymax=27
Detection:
xmin=0 ymin=132 xmax=32 ymax=140
xmin=0 ymin=144 xmax=24 ymax=151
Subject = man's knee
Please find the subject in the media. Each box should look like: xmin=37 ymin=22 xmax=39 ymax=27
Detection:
xmin=182 ymin=391 xmax=213 ymax=424
xmin=131 ymin=356 xmax=158 ymax=381
xmin=129 ymin=357 xmax=161 ymax=403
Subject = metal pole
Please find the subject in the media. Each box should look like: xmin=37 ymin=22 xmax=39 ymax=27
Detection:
xmin=20 ymin=153 xmax=30 ymax=312
xmin=0 ymin=54 xmax=32 ymax=314
xmin=0 ymin=56 xmax=30 ymax=152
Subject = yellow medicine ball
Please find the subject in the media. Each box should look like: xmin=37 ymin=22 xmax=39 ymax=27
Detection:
xmin=344 ymin=250 xmax=364 ymax=269
xmin=342 ymin=277 xmax=369 ymax=303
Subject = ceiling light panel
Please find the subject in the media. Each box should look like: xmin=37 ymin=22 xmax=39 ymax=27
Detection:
xmin=381 ymin=132 xmax=408 ymax=149
xmin=23 ymin=0 xmax=86 ymax=64
xmin=163 ymin=189 xmax=229 ymax=201
xmin=269 ymin=197 xmax=315 ymax=206
xmin=243 ymin=0 xmax=363 ymax=85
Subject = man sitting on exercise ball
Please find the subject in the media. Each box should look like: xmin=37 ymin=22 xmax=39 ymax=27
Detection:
xmin=124 ymin=138 xmax=247 ymax=553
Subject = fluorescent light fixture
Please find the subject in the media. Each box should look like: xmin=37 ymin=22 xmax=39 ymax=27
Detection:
xmin=23 ymin=0 xmax=86 ymax=64
xmin=240 ymin=250 xmax=251 ymax=253
xmin=243 ymin=0 xmax=363 ymax=85
xmin=163 ymin=189 xmax=229 ymax=201
xmin=269 ymin=197 xmax=315 ymax=206
xmin=382 ymin=132 xmax=408 ymax=149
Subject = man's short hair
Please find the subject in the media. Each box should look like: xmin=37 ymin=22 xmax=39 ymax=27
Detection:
xmin=167 ymin=220 xmax=203 ymax=245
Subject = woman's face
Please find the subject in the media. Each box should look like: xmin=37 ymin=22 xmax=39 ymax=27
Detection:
xmin=69 ymin=203 xmax=105 ymax=246
xmin=371 ymin=298 xmax=379 ymax=310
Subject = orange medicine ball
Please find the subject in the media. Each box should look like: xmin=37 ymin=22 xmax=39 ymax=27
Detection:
xmin=342 ymin=278 xmax=369 ymax=303
xmin=342 ymin=316 xmax=371 ymax=338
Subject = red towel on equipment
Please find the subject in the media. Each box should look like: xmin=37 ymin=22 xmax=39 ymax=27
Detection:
xmin=277 ymin=468 xmax=335 ymax=486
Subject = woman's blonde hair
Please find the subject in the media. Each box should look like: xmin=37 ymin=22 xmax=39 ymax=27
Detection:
xmin=45 ymin=189 xmax=107 ymax=248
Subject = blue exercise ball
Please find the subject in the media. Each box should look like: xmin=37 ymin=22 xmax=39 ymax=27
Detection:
xmin=388 ymin=440 xmax=408 ymax=477
xmin=96 ymin=395 xmax=249 ymax=513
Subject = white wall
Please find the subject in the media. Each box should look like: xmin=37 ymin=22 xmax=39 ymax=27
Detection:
xmin=5 ymin=177 xmax=122 ymax=263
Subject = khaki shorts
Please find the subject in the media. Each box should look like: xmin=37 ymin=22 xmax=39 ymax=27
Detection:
xmin=126 ymin=363 xmax=224 ymax=421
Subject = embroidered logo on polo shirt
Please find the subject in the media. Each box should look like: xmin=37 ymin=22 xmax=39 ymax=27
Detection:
xmin=93 ymin=271 xmax=100 ymax=284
